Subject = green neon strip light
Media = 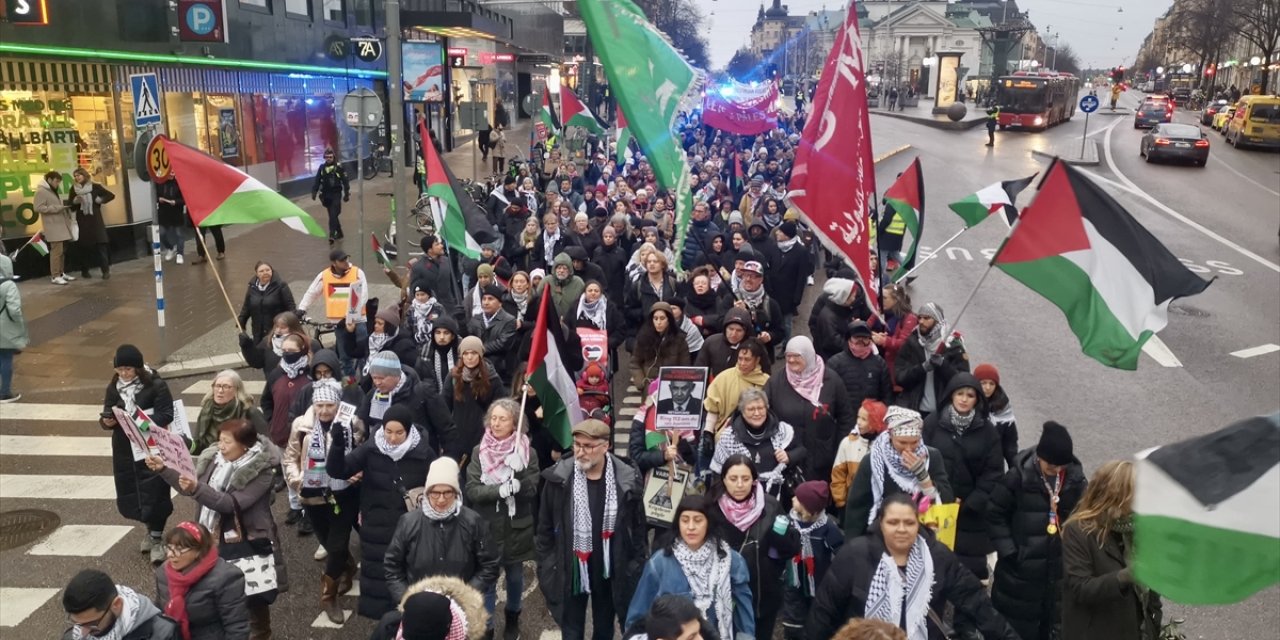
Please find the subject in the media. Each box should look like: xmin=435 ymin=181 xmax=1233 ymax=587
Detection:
xmin=0 ymin=43 xmax=387 ymax=78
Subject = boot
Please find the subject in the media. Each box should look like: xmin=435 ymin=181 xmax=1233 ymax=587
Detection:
xmin=247 ymin=599 xmax=272 ymax=640
xmin=298 ymin=512 xmax=314 ymax=536
xmin=320 ymin=575 xmax=345 ymax=625
xmin=503 ymin=610 xmax=521 ymax=640
xmin=337 ymin=555 xmax=357 ymax=595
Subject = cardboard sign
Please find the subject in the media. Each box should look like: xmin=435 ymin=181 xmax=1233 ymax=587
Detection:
xmin=336 ymin=401 xmax=357 ymax=427
xmin=113 ymin=407 xmax=155 ymax=462
xmin=150 ymin=423 xmax=198 ymax=480
xmin=170 ymin=400 xmax=194 ymax=443
xmin=654 ymin=367 xmax=708 ymax=431
xmin=643 ymin=465 xmax=691 ymax=527
xmin=576 ymin=327 xmax=609 ymax=370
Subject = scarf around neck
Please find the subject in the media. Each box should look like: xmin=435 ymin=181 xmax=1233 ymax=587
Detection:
xmin=785 ymin=354 xmax=825 ymax=407
xmin=572 ymin=455 xmax=618 ymax=594
xmin=479 ymin=429 xmax=531 ymax=517
xmin=944 ymin=403 xmax=976 ymax=434
xmin=201 ymin=443 xmax=263 ymax=530
xmin=718 ymin=482 xmax=765 ymax=532
xmin=865 ymin=535 xmax=934 ymax=640
xmin=424 ymin=494 xmax=462 ymax=520
xmin=369 ymin=328 xmax=395 ymax=355
xmin=74 ymin=181 xmax=95 ymax=216
xmin=409 ymin=299 xmax=439 ymax=345
xmin=72 ymin=585 xmax=154 ymax=640
xmin=737 ymin=282 xmax=765 ymax=309
xmin=375 ymin=424 xmax=421 ymax=462
xmin=673 ymin=540 xmax=735 ymax=640
xmin=577 ymin=295 xmax=608 ymax=330
xmin=867 ymin=434 xmax=934 ymax=527
xmin=116 ymin=376 xmax=143 ymax=414
xmin=280 ymin=353 xmax=309 ymax=379
xmin=164 ymin=549 xmax=219 ymax=640
xmin=789 ymin=509 xmax=830 ymax=596
xmin=776 ymin=234 xmax=800 ymax=253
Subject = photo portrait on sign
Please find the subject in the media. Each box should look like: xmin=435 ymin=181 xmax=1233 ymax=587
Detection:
xmin=642 ymin=465 xmax=690 ymax=527
xmin=654 ymin=367 xmax=708 ymax=430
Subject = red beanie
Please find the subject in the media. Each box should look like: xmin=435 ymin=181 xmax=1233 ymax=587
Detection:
xmin=974 ymin=363 xmax=1000 ymax=385
xmin=860 ymin=399 xmax=888 ymax=435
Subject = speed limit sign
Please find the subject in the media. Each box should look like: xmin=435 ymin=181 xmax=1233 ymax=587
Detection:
xmin=146 ymin=135 xmax=172 ymax=183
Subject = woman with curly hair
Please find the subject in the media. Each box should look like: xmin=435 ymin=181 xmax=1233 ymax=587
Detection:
xmin=444 ymin=336 xmax=508 ymax=467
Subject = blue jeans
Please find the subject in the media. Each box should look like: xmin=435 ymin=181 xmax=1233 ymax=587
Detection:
xmin=335 ymin=321 xmax=368 ymax=379
xmin=159 ymin=225 xmax=184 ymax=255
xmin=0 ymin=349 xmax=14 ymax=396
xmin=483 ymin=561 xmax=525 ymax=626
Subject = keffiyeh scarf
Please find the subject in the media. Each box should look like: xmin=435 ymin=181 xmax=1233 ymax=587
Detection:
xmin=200 ymin=442 xmax=264 ymax=530
xmin=789 ymin=509 xmax=829 ymax=596
xmin=424 ymin=494 xmax=462 ymax=520
xmin=368 ymin=328 xmax=395 ymax=355
xmin=571 ymin=455 xmax=617 ymax=594
xmin=577 ymin=295 xmax=608 ymax=330
xmin=374 ymin=423 xmax=420 ymax=462
xmin=944 ymin=404 xmax=976 ymax=435
xmin=736 ymin=282 xmax=766 ymax=310
xmin=543 ymin=229 xmax=561 ymax=266
xmin=280 ymin=354 xmax=309 ymax=379
xmin=408 ymin=299 xmax=439 ymax=345
xmin=115 ymin=376 xmax=142 ymax=414
xmin=864 ymin=536 xmax=934 ymax=640
xmin=867 ymin=433 xmax=935 ymax=527
xmin=509 ymin=288 xmax=530 ymax=317
xmin=673 ymin=540 xmax=735 ymax=640
xmin=70 ymin=586 xmax=147 ymax=640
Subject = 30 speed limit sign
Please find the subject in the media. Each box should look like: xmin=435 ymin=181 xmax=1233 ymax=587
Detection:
xmin=146 ymin=135 xmax=173 ymax=183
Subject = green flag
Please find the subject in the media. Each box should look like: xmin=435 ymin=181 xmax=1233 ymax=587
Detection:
xmin=578 ymin=0 xmax=701 ymax=266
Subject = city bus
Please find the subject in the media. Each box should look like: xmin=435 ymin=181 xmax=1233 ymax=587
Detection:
xmin=994 ymin=71 xmax=1080 ymax=131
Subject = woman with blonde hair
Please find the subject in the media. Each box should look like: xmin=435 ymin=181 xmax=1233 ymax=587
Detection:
xmin=1062 ymin=460 xmax=1162 ymax=640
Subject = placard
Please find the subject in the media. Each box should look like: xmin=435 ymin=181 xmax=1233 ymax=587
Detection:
xmin=654 ymin=367 xmax=707 ymax=431
xmin=151 ymin=423 xmax=198 ymax=480
xmin=113 ymin=407 xmax=154 ymax=462
xmin=576 ymin=327 xmax=609 ymax=370
xmin=644 ymin=465 xmax=691 ymax=527
xmin=336 ymin=401 xmax=357 ymax=427
xmin=170 ymin=400 xmax=194 ymax=443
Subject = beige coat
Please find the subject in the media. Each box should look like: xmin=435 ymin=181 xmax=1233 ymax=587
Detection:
xmin=282 ymin=407 xmax=367 ymax=505
xmin=34 ymin=181 xmax=75 ymax=242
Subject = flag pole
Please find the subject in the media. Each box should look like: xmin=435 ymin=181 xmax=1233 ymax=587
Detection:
xmin=192 ymin=227 xmax=244 ymax=332
xmin=894 ymin=226 xmax=968 ymax=284
xmin=936 ymin=216 xmax=1020 ymax=353
xmin=14 ymin=234 xmax=37 ymax=256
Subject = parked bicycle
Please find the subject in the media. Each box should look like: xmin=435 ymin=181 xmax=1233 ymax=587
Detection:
xmin=361 ymin=143 xmax=393 ymax=180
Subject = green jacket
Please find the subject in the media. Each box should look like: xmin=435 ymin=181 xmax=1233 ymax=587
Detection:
xmin=0 ymin=256 xmax=29 ymax=350
xmin=464 ymin=443 xmax=541 ymax=564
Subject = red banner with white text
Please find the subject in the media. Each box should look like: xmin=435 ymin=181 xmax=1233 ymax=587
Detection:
xmin=703 ymin=81 xmax=780 ymax=135
xmin=785 ymin=3 xmax=881 ymax=320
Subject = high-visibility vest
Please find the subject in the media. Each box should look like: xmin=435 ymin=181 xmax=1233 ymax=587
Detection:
xmin=321 ymin=267 xmax=363 ymax=320
xmin=884 ymin=210 xmax=906 ymax=236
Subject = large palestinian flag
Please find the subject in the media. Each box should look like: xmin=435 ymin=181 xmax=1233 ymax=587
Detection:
xmin=948 ymin=174 xmax=1036 ymax=228
xmin=1134 ymin=413 xmax=1280 ymax=604
xmin=884 ymin=158 xmax=924 ymax=281
xmin=418 ymin=119 xmax=496 ymax=259
xmin=559 ymin=81 xmax=605 ymax=135
xmin=161 ymin=136 xmax=325 ymax=237
xmin=615 ymin=106 xmax=632 ymax=165
xmin=540 ymin=85 xmax=560 ymax=135
xmin=525 ymin=290 xmax=584 ymax=449
xmin=993 ymin=160 xmax=1210 ymax=369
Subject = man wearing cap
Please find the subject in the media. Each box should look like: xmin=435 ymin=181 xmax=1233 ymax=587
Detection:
xmin=720 ymin=259 xmax=782 ymax=357
xmin=385 ymin=457 xmax=500 ymax=608
xmin=466 ymin=284 xmax=517 ymax=375
xmin=298 ymin=249 xmax=369 ymax=379
xmin=536 ymin=419 xmax=647 ymax=640
xmin=769 ymin=220 xmax=812 ymax=347
xmin=828 ymin=320 xmax=892 ymax=409
xmin=358 ymin=350 xmax=420 ymax=431
xmin=695 ymin=307 xmax=755 ymax=376
xmin=987 ymin=421 xmax=1087 ymax=640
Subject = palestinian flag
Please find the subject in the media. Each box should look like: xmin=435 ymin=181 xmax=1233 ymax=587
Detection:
xmin=884 ymin=158 xmax=924 ymax=281
xmin=134 ymin=408 xmax=160 ymax=454
xmin=525 ymin=290 xmax=584 ymax=449
xmin=540 ymin=85 xmax=560 ymax=135
xmin=948 ymin=174 xmax=1036 ymax=228
xmin=993 ymin=160 xmax=1210 ymax=369
xmin=615 ymin=107 xmax=632 ymax=165
xmin=371 ymin=233 xmax=391 ymax=265
xmin=26 ymin=232 xmax=49 ymax=256
xmin=418 ymin=119 xmax=495 ymax=259
xmin=160 ymin=136 xmax=325 ymax=237
xmin=559 ymin=81 xmax=605 ymax=135
xmin=1134 ymin=413 xmax=1280 ymax=604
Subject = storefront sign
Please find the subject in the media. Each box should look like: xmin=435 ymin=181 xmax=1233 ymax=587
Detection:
xmin=351 ymin=37 xmax=383 ymax=63
xmin=447 ymin=47 xmax=468 ymax=57
xmin=178 ymin=0 xmax=226 ymax=43
xmin=476 ymin=53 xmax=516 ymax=64
xmin=325 ymin=35 xmax=349 ymax=61
xmin=4 ymin=0 xmax=49 ymax=25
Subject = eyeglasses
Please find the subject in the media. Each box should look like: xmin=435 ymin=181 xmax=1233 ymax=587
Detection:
xmin=66 ymin=609 xmax=112 ymax=634
xmin=572 ymin=440 xmax=605 ymax=452
xmin=428 ymin=490 xmax=457 ymax=499
xmin=212 ymin=383 xmax=234 ymax=391
xmin=164 ymin=545 xmax=194 ymax=556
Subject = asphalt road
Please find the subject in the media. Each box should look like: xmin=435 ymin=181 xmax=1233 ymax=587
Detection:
xmin=2 ymin=93 xmax=1277 ymax=639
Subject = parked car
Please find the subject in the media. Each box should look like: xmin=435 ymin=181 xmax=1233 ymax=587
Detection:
xmin=1225 ymin=95 xmax=1280 ymax=150
xmin=1201 ymin=99 xmax=1231 ymax=125
xmin=1213 ymin=106 xmax=1236 ymax=132
xmin=1141 ymin=122 xmax=1210 ymax=166
xmin=1134 ymin=98 xmax=1174 ymax=128
xmin=1172 ymin=87 xmax=1192 ymax=106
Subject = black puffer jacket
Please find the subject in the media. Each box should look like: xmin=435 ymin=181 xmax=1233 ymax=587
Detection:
xmin=592 ymin=241 xmax=630 ymax=306
xmin=693 ymin=308 xmax=753 ymax=376
xmin=922 ymin=373 xmax=1004 ymax=577
xmin=988 ymin=449 xmax=1088 ymax=640
xmin=768 ymin=243 xmax=813 ymax=315
xmin=326 ymin=426 xmax=436 ymax=619
xmin=805 ymin=532 xmax=1021 ymax=640
xmin=443 ymin=360 xmax=508 ymax=462
xmin=894 ymin=334 xmax=969 ymax=413
xmin=384 ymin=505 xmax=501 ymax=604
xmin=827 ymin=348 xmax=893 ymax=409
xmin=712 ymin=490 xmax=801 ymax=633
xmin=154 ymin=559 xmax=249 ymax=640
xmin=101 ymin=370 xmax=175 ymax=525
xmin=807 ymin=293 xmax=872 ymax=361
xmin=237 ymin=274 xmax=295 ymax=344
xmin=763 ymin=367 xmax=855 ymax=481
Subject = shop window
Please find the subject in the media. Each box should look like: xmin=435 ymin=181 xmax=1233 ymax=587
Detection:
xmin=240 ymin=94 xmax=275 ymax=167
xmin=284 ymin=0 xmax=310 ymax=19
xmin=353 ymin=0 xmax=372 ymax=26
xmin=241 ymin=0 xmax=269 ymax=7
xmin=323 ymin=0 xmax=344 ymax=23
xmin=164 ymin=92 xmax=211 ymax=153
xmin=204 ymin=95 xmax=242 ymax=163
xmin=271 ymin=96 xmax=309 ymax=182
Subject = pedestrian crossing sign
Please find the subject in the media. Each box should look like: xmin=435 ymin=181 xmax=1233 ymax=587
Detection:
xmin=130 ymin=73 xmax=162 ymax=127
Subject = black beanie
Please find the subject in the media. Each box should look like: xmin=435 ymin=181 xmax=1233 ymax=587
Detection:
xmin=1036 ymin=421 xmax=1076 ymax=466
xmin=777 ymin=221 xmax=798 ymax=239
xmin=400 ymin=591 xmax=452 ymax=640
xmin=114 ymin=344 xmax=144 ymax=369
xmin=382 ymin=404 xmax=415 ymax=430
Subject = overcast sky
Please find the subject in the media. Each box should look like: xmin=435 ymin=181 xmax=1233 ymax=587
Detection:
xmin=693 ymin=0 xmax=1172 ymax=71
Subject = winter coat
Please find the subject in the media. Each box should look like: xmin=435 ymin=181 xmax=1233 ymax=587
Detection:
xmin=763 ymin=366 xmax=856 ymax=482
xmin=410 ymin=255 xmax=460 ymax=316
xmin=828 ymin=347 xmax=892 ymax=410
xmin=629 ymin=325 xmax=691 ymax=394
xmin=894 ymin=334 xmax=969 ymax=414
xmin=101 ymin=371 xmax=175 ymax=525
xmin=680 ymin=218 xmax=721 ymax=271
xmin=236 ymin=275 xmax=296 ymax=344
xmin=327 ymin=423 xmax=436 ymax=619
xmin=532 ymin=232 xmax=578 ymax=271
xmin=694 ymin=307 xmax=754 ymax=376
xmin=988 ymin=395 xmax=1020 ymax=470
xmin=988 ymin=449 xmax=1087 ymax=640
xmin=260 ymin=367 xmax=310 ymax=447
xmin=922 ymin=374 xmax=1005 ymax=575
xmin=281 ymin=408 xmax=368 ymax=502
xmin=155 ymin=179 xmax=186 ymax=228
xmin=443 ymin=361 xmax=508 ymax=461
xmin=384 ymin=504 xmax=501 ymax=604
xmin=715 ymin=291 xmax=783 ymax=354
xmin=161 ymin=441 xmax=289 ymax=594
xmin=0 ymin=256 xmax=29 ymax=350
xmin=356 ymin=368 xmax=422 ymax=432
xmin=808 ymin=296 xmax=856 ymax=361
xmin=593 ymin=242 xmax=630 ymax=305
xmin=466 ymin=308 xmax=518 ymax=374
xmin=805 ymin=532 xmax=1021 ymax=640
xmin=1062 ymin=522 xmax=1163 ymax=640
xmin=463 ymin=444 xmax=541 ymax=564
xmin=408 ymin=379 xmax=460 ymax=457
xmin=625 ymin=547 xmax=754 ymax=638
xmin=284 ymin=351 xmax=364 ymax=425
xmin=368 ymin=575 xmax=489 ymax=640
xmin=682 ymin=287 xmax=727 ymax=338
xmin=153 ymin=559 xmax=249 ymax=640
xmin=415 ymin=315 xmax=460 ymax=395
xmin=535 ymin=454 xmax=649 ymax=626
xmin=625 ymin=406 xmax=697 ymax=474
xmin=69 ymin=182 xmax=115 ymax=245
xmin=563 ymin=294 xmax=626 ymax=353
xmin=35 ymin=180 xmax=75 ymax=242
xmin=842 ymin=444 xmax=954 ymax=539
xmin=712 ymin=491 xmax=802 ymax=628
xmin=624 ymin=274 xmax=680 ymax=331
xmin=767 ymin=243 xmax=812 ymax=315
xmin=357 ymin=328 xmax=419 ymax=367
xmin=878 ymin=311 xmax=918 ymax=392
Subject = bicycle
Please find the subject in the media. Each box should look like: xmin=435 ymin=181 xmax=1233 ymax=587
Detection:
xmin=361 ymin=143 xmax=393 ymax=180
xmin=301 ymin=316 xmax=338 ymax=350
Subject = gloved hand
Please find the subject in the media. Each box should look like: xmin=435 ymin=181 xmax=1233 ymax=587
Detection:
xmin=237 ymin=333 xmax=253 ymax=349
xmin=293 ymin=309 xmax=307 ymax=321
xmin=908 ymin=456 xmax=930 ymax=483
xmin=928 ymin=353 xmax=945 ymax=369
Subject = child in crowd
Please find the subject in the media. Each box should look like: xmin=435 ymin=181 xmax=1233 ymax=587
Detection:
xmin=576 ymin=362 xmax=610 ymax=419
xmin=781 ymin=480 xmax=845 ymax=640
xmin=830 ymin=399 xmax=888 ymax=514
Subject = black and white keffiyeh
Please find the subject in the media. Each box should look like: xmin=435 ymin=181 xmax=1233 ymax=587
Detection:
xmin=374 ymin=423 xmax=420 ymax=462
xmin=571 ymin=455 xmax=617 ymax=594
xmin=672 ymin=540 xmax=734 ymax=640
xmin=115 ymin=376 xmax=142 ymax=414
xmin=866 ymin=432 xmax=935 ymax=527
xmin=864 ymin=536 xmax=934 ymax=640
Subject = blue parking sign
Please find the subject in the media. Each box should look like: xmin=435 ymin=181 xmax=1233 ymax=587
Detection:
xmin=130 ymin=73 xmax=162 ymax=127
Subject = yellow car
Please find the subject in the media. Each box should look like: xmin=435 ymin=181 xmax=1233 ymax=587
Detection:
xmin=1213 ymin=106 xmax=1236 ymax=132
xmin=1225 ymin=95 xmax=1280 ymax=149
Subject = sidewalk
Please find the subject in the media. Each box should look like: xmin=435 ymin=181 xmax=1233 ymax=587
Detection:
xmin=870 ymin=100 xmax=989 ymax=130
xmin=443 ymin=118 xmax=534 ymax=183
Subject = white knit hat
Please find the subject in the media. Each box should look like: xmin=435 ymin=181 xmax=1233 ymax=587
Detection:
xmin=425 ymin=457 xmax=461 ymax=493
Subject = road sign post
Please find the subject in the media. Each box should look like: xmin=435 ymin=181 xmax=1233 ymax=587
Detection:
xmin=343 ymin=88 xmax=384 ymax=266
xmin=130 ymin=74 xmax=162 ymax=128
xmin=1079 ymin=94 xmax=1099 ymax=158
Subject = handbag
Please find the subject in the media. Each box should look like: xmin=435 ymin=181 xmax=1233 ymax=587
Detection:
xmin=927 ymin=608 xmax=956 ymax=639
xmin=220 ymin=496 xmax=279 ymax=603
xmin=393 ymin=460 xmax=426 ymax=512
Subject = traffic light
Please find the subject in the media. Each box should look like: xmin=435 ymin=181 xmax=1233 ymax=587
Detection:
xmin=1110 ymin=66 xmax=1124 ymax=82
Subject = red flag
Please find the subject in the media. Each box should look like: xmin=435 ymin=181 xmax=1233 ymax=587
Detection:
xmin=703 ymin=81 xmax=780 ymax=135
xmin=786 ymin=3 xmax=880 ymax=320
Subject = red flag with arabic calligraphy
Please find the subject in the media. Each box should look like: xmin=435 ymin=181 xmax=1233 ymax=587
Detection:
xmin=785 ymin=2 xmax=880 ymax=320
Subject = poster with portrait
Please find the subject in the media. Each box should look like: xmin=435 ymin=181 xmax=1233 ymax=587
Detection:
xmin=654 ymin=367 xmax=708 ymax=431
xmin=643 ymin=465 xmax=691 ymax=527
xmin=402 ymin=42 xmax=445 ymax=102
xmin=218 ymin=108 xmax=240 ymax=158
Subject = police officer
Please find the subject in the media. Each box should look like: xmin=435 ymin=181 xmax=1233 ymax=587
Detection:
xmin=312 ymin=147 xmax=351 ymax=243
xmin=986 ymin=104 xmax=1001 ymax=147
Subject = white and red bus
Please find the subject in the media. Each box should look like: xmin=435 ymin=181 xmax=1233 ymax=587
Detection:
xmin=994 ymin=71 xmax=1080 ymax=130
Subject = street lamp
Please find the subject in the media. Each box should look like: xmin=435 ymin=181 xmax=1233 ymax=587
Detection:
xmin=1156 ymin=66 xmax=1164 ymax=74
xmin=1251 ymin=56 xmax=1262 ymax=66
xmin=1182 ymin=63 xmax=1193 ymax=74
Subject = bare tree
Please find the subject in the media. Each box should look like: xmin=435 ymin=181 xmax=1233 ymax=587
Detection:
xmin=1171 ymin=0 xmax=1239 ymax=90
xmin=1234 ymin=0 xmax=1280 ymax=90
xmin=726 ymin=47 xmax=764 ymax=82
xmin=1054 ymin=42 xmax=1083 ymax=76
xmin=631 ymin=0 xmax=711 ymax=68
